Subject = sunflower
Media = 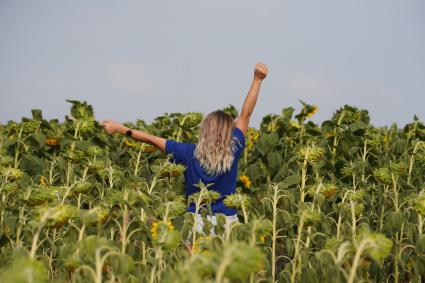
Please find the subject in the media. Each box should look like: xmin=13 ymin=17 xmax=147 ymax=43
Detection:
xmin=246 ymin=128 xmax=260 ymax=151
xmin=124 ymin=139 xmax=136 ymax=147
xmin=39 ymin=176 xmax=48 ymax=186
xmin=46 ymin=138 xmax=60 ymax=147
xmin=150 ymin=220 xmax=174 ymax=240
xmin=192 ymin=235 xmax=212 ymax=254
xmin=321 ymin=184 xmax=337 ymax=199
xmin=124 ymin=139 xmax=156 ymax=153
xmin=160 ymin=163 xmax=186 ymax=178
xmin=383 ymin=133 xmax=389 ymax=143
xmin=306 ymin=105 xmax=318 ymax=118
xmin=142 ymin=144 xmax=156 ymax=153
xmin=239 ymin=175 xmax=252 ymax=189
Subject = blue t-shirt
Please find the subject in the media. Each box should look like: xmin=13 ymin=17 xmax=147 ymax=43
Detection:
xmin=165 ymin=127 xmax=245 ymax=216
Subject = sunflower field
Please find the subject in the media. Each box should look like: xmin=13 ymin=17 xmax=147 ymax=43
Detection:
xmin=0 ymin=100 xmax=424 ymax=283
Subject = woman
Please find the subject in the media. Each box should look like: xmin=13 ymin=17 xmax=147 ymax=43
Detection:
xmin=101 ymin=62 xmax=268 ymax=232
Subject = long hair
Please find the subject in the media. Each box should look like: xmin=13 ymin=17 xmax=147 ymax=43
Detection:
xmin=194 ymin=110 xmax=239 ymax=175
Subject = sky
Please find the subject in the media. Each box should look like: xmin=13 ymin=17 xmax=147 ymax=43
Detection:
xmin=1 ymin=0 xmax=424 ymax=128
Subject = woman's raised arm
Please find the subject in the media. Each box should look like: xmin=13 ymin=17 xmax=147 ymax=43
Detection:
xmin=101 ymin=120 xmax=166 ymax=152
xmin=235 ymin=63 xmax=268 ymax=135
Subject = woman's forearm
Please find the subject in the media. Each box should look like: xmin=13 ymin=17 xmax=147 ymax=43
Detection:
xmin=240 ymin=78 xmax=263 ymax=118
xmin=235 ymin=63 xmax=268 ymax=134
xmin=129 ymin=129 xmax=166 ymax=152
xmin=101 ymin=120 xmax=166 ymax=152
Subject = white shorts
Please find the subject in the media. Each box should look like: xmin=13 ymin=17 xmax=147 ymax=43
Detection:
xmin=193 ymin=213 xmax=239 ymax=236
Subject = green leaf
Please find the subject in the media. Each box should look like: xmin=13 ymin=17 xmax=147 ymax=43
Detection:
xmin=31 ymin=109 xmax=43 ymax=121
xmin=361 ymin=233 xmax=393 ymax=265
xmin=321 ymin=120 xmax=334 ymax=133
xmin=20 ymin=154 xmax=44 ymax=176
xmin=256 ymin=133 xmax=279 ymax=156
xmin=267 ymin=151 xmax=282 ymax=171
xmin=283 ymin=174 xmax=300 ymax=187
xmin=385 ymin=212 xmax=406 ymax=233
xmin=0 ymin=258 xmax=49 ymax=283
xmin=281 ymin=107 xmax=295 ymax=120
xmin=349 ymin=121 xmax=367 ymax=132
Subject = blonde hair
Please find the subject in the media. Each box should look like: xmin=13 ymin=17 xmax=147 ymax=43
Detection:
xmin=194 ymin=110 xmax=240 ymax=175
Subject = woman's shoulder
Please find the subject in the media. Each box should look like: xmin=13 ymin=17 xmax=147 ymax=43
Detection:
xmin=233 ymin=127 xmax=245 ymax=140
xmin=232 ymin=127 xmax=245 ymax=148
xmin=179 ymin=142 xmax=196 ymax=152
xmin=165 ymin=140 xmax=196 ymax=165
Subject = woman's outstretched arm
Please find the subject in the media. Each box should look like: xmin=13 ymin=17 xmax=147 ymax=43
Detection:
xmin=101 ymin=120 xmax=166 ymax=152
xmin=235 ymin=63 xmax=268 ymax=135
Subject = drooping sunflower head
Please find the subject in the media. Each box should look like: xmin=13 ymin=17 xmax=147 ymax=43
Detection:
xmin=160 ymin=163 xmax=186 ymax=177
xmin=224 ymin=192 xmax=250 ymax=210
xmin=320 ymin=183 xmax=337 ymax=199
xmin=1 ymin=166 xmax=23 ymax=181
xmin=414 ymin=196 xmax=425 ymax=216
xmin=373 ymin=167 xmax=391 ymax=184
xmin=142 ymin=144 xmax=156 ymax=153
xmin=297 ymin=143 xmax=325 ymax=162
xmin=182 ymin=112 xmax=203 ymax=128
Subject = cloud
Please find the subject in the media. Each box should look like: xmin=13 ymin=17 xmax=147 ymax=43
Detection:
xmin=106 ymin=62 xmax=152 ymax=95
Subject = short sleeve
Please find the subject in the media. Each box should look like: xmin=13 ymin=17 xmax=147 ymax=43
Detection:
xmin=165 ymin=140 xmax=193 ymax=165
xmin=232 ymin=127 xmax=246 ymax=156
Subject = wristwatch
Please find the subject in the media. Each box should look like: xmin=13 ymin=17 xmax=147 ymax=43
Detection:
xmin=125 ymin=129 xmax=133 ymax=137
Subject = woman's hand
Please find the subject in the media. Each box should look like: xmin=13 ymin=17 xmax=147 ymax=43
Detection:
xmin=254 ymin=63 xmax=269 ymax=81
xmin=100 ymin=120 xmax=128 ymax=135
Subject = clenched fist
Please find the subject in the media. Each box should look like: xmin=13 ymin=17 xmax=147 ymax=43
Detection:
xmin=254 ymin=63 xmax=268 ymax=80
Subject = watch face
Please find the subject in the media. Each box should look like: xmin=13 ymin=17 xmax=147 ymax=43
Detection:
xmin=126 ymin=130 xmax=132 ymax=137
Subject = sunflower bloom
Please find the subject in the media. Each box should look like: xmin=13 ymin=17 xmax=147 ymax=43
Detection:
xmin=46 ymin=138 xmax=60 ymax=147
xmin=39 ymin=176 xmax=48 ymax=186
xmin=124 ymin=139 xmax=136 ymax=147
xmin=383 ymin=134 xmax=389 ymax=143
xmin=239 ymin=175 xmax=252 ymax=189
xmin=142 ymin=144 xmax=156 ymax=153
xmin=150 ymin=220 xmax=175 ymax=240
xmin=306 ymin=106 xmax=318 ymax=118
xmin=193 ymin=235 xmax=212 ymax=254
xmin=246 ymin=128 xmax=260 ymax=151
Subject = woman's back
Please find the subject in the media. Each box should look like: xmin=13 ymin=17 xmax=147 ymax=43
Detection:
xmin=165 ymin=127 xmax=245 ymax=215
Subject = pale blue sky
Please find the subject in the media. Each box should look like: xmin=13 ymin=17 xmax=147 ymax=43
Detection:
xmin=1 ymin=0 xmax=424 ymax=127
